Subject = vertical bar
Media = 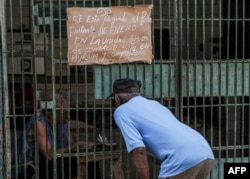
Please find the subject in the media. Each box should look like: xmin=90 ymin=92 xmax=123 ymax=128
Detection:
xmin=233 ymin=0 xmax=238 ymax=159
xmin=30 ymin=0 xmax=39 ymax=177
xmin=200 ymin=0 xmax=205 ymax=139
xmin=248 ymin=62 xmax=250 ymax=162
xmin=241 ymin=0 xmax=246 ymax=158
xmin=0 ymin=0 xmax=11 ymax=178
xmin=48 ymin=0 xmax=57 ymax=178
xmin=175 ymin=0 xmax=182 ymax=119
xmin=58 ymin=0 xmax=68 ymax=177
xmin=224 ymin=0 xmax=230 ymax=160
xmin=193 ymin=0 xmax=198 ymax=132
xmin=167 ymin=0 xmax=173 ymax=110
xmin=216 ymin=1 xmax=223 ymax=178
xmin=209 ymin=0 xmax=214 ymax=138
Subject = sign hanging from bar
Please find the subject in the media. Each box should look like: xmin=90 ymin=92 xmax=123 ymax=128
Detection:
xmin=67 ymin=5 xmax=153 ymax=65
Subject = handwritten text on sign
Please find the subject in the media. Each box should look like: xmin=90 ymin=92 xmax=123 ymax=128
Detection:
xmin=67 ymin=5 xmax=153 ymax=65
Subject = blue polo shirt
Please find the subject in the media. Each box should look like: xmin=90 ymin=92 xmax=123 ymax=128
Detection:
xmin=114 ymin=96 xmax=214 ymax=178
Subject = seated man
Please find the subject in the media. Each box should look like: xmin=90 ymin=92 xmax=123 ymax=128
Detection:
xmin=13 ymin=92 xmax=100 ymax=179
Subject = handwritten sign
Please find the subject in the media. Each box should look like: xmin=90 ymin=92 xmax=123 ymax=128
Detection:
xmin=67 ymin=5 xmax=153 ymax=65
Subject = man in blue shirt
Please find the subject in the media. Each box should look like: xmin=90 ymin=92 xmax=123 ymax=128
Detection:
xmin=13 ymin=92 xmax=98 ymax=179
xmin=109 ymin=78 xmax=214 ymax=179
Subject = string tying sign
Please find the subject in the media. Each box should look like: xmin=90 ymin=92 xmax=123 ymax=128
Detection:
xmin=67 ymin=5 xmax=153 ymax=65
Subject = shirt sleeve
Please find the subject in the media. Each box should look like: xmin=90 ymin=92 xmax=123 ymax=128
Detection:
xmin=57 ymin=123 xmax=69 ymax=148
xmin=114 ymin=113 xmax=145 ymax=153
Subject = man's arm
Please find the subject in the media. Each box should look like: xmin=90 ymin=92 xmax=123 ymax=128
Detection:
xmin=131 ymin=147 xmax=150 ymax=179
xmin=37 ymin=121 xmax=94 ymax=160
xmin=37 ymin=121 xmax=53 ymax=160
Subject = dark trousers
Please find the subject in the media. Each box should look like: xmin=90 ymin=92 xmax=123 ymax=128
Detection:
xmin=159 ymin=159 xmax=214 ymax=179
xmin=17 ymin=157 xmax=101 ymax=179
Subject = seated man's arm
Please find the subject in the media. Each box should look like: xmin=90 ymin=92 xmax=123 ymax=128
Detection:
xmin=37 ymin=121 xmax=53 ymax=160
xmin=37 ymin=120 xmax=95 ymax=159
xmin=131 ymin=147 xmax=150 ymax=179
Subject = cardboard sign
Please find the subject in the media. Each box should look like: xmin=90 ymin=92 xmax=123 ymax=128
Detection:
xmin=67 ymin=5 xmax=153 ymax=65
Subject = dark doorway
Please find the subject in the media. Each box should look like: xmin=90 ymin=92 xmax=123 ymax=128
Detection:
xmin=222 ymin=0 xmax=250 ymax=59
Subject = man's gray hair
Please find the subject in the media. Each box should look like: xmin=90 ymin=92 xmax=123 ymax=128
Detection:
xmin=45 ymin=91 xmax=68 ymax=105
xmin=116 ymin=93 xmax=141 ymax=104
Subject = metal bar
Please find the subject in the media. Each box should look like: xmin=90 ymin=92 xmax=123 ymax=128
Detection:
xmin=0 ymin=0 xmax=11 ymax=177
xmin=175 ymin=0 xmax=182 ymax=119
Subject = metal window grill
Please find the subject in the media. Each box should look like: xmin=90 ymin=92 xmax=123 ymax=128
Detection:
xmin=0 ymin=0 xmax=250 ymax=179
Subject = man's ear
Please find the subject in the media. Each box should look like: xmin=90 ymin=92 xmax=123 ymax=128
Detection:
xmin=114 ymin=94 xmax=121 ymax=107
